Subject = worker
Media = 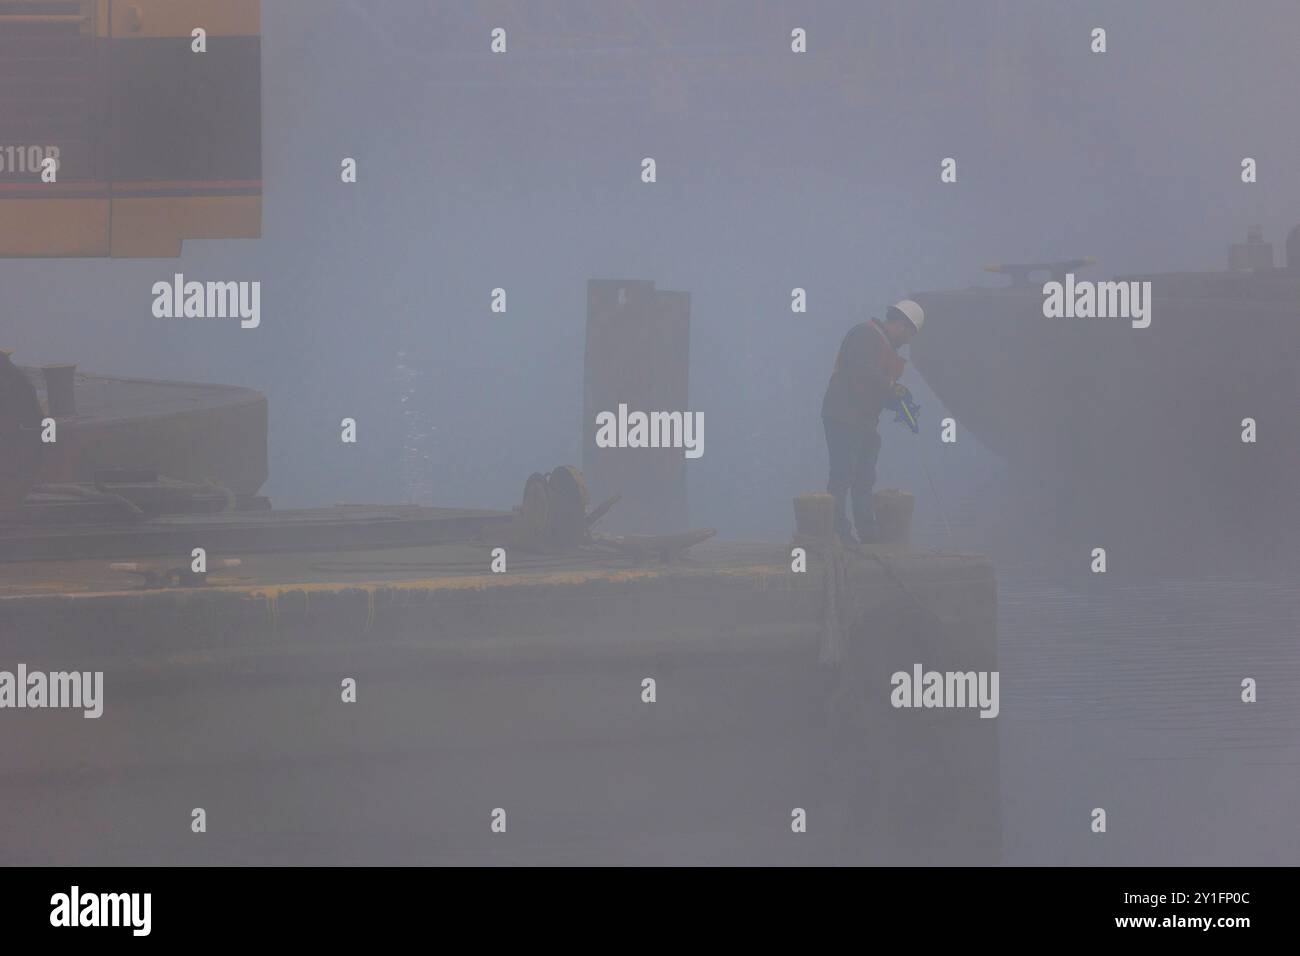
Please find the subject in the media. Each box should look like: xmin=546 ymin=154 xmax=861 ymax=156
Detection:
xmin=820 ymin=299 xmax=924 ymax=543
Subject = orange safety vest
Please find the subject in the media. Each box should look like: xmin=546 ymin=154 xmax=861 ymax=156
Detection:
xmin=870 ymin=319 xmax=907 ymax=385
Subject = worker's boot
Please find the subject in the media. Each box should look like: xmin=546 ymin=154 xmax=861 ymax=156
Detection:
xmin=853 ymin=504 xmax=880 ymax=544
xmin=832 ymin=492 xmax=857 ymax=544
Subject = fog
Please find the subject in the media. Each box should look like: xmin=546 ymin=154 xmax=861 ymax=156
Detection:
xmin=6 ymin=0 xmax=1298 ymax=539
xmin=4 ymin=0 xmax=1300 ymax=871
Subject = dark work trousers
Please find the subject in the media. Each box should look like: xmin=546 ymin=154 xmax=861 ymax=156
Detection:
xmin=823 ymin=416 xmax=881 ymax=540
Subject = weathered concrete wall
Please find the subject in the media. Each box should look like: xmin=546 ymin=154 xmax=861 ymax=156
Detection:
xmin=0 ymin=547 xmax=997 ymax=865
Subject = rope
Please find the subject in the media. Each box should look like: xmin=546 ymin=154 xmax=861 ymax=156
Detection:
xmin=816 ymin=538 xmax=956 ymax=667
xmin=812 ymin=537 xmax=852 ymax=665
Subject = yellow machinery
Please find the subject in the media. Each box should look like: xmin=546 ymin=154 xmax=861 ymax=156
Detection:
xmin=0 ymin=0 xmax=260 ymax=257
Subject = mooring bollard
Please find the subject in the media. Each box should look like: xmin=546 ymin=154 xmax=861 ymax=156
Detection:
xmin=793 ymin=492 xmax=835 ymax=548
xmin=873 ymin=489 xmax=915 ymax=546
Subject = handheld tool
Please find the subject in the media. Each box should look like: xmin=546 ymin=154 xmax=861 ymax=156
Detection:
xmin=887 ymin=384 xmax=921 ymax=434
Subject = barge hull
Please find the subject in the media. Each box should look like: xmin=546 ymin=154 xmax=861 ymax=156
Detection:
xmin=0 ymin=540 xmax=999 ymax=866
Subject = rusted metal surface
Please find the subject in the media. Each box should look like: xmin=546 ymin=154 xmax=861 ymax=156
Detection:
xmin=582 ymin=279 xmax=690 ymax=533
xmin=0 ymin=504 xmax=513 ymax=563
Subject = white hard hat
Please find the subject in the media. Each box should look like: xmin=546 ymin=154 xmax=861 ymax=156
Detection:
xmin=887 ymin=299 xmax=925 ymax=333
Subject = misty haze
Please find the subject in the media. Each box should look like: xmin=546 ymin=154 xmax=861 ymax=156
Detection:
xmin=1 ymin=0 xmax=1297 ymax=878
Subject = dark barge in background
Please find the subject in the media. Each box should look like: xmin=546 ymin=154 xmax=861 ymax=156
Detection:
xmin=908 ymin=227 xmax=1300 ymax=575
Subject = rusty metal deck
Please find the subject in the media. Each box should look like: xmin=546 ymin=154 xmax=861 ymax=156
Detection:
xmin=0 ymin=504 xmax=514 ymax=563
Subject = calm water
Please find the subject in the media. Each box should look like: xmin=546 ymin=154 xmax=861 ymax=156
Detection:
xmin=997 ymin=575 xmax=1300 ymax=865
